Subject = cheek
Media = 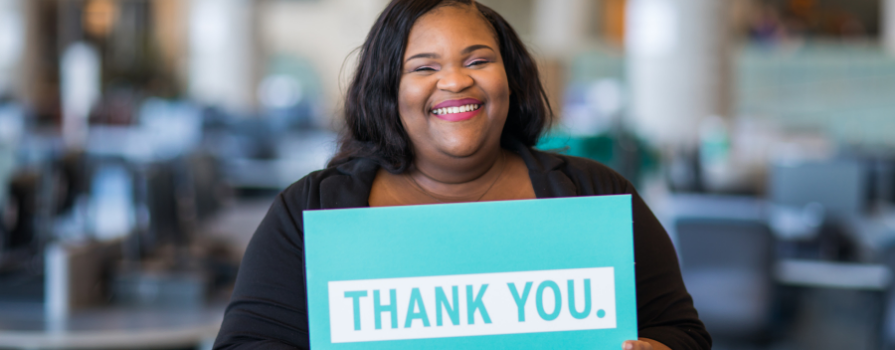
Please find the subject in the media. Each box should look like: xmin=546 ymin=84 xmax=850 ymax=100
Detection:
xmin=482 ymin=71 xmax=511 ymax=119
xmin=497 ymin=74 xmax=511 ymax=103
xmin=397 ymin=79 xmax=424 ymax=136
xmin=398 ymin=77 xmax=432 ymax=116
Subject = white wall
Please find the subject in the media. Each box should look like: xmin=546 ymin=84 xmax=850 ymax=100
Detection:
xmin=626 ymin=0 xmax=732 ymax=148
xmin=188 ymin=0 xmax=258 ymax=115
xmin=259 ymin=0 xmax=389 ymax=124
xmin=0 ymin=0 xmax=25 ymax=98
xmin=531 ymin=0 xmax=593 ymax=57
xmin=885 ymin=0 xmax=895 ymax=56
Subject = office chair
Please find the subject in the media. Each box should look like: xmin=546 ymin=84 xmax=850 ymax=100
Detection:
xmin=676 ymin=215 xmax=777 ymax=342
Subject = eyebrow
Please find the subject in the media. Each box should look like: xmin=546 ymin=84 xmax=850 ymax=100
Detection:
xmin=404 ymin=44 xmax=495 ymax=63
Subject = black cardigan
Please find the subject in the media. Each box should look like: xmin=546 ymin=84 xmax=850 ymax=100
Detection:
xmin=213 ymin=141 xmax=712 ymax=349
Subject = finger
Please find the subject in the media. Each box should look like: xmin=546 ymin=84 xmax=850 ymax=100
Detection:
xmin=622 ymin=340 xmax=652 ymax=350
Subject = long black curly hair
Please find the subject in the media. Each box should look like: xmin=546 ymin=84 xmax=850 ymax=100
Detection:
xmin=329 ymin=0 xmax=552 ymax=173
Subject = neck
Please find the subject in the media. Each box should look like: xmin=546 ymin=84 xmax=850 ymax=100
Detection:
xmin=410 ymin=146 xmax=504 ymax=194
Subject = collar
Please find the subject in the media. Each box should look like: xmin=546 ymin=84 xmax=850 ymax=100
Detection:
xmin=504 ymin=138 xmax=578 ymax=198
xmin=323 ymin=139 xmax=578 ymax=209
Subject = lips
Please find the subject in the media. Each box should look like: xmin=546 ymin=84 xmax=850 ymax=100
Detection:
xmin=430 ymin=98 xmax=483 ymax=122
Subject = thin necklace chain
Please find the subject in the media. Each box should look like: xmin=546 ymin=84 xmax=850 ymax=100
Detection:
xmin=407 ymin=151 xmax=506 ymax=203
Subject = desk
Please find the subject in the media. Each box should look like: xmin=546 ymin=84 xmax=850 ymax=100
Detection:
xmin=0 ymin=301 xmax=225 ymax=349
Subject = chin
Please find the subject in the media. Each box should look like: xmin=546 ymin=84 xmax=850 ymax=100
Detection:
xmin=436 ymin=138 xmax=486 ymax=158
xmin=429 ymin=125 xmax=500 ymax=159
xmin=440 ymin=145 xmax=481 ymax=158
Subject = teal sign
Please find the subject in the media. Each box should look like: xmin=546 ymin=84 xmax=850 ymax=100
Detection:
xmin=304 ymin=195 xmax=637 ymax=349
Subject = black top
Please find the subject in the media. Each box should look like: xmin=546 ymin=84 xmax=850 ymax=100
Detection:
xmin=213 ymin=140 xmax=711 ymax=350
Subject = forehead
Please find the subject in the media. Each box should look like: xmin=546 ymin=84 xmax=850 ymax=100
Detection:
xmin=404 ymin=5 xmax=498 ymax=57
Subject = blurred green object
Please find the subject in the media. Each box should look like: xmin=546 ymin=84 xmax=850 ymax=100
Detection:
xmin=536 ymin=130 xmax=659 ymax=188
xmin=537 ymin=132 xmax=612 ymax=161
xmin=570 ymin=43 xmax=895 ymax=149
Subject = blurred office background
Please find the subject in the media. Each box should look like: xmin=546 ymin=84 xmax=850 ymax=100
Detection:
xmin=0 ymin=0 xmax=894 ymax=349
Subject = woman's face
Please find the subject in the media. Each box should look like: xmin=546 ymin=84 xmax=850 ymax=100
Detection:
xmin=399 ymin=5 xmax=510 ymax=161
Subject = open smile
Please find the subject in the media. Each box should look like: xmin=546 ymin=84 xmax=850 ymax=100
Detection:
xmin=430 ymin=98 xmax=484 ymax=122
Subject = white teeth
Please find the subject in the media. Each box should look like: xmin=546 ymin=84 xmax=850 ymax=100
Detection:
xmin=432 ymin=104 xmax=480 ymax=115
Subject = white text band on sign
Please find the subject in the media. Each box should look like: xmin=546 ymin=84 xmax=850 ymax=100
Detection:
xmin=327 ymin=267 xmax=617 ymax=343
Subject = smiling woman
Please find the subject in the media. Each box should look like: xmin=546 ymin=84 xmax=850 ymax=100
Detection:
xmin=364 ymin=3 xmax=537 ymax=205
xmin=213 ymin=1 xmax=711 ymax=350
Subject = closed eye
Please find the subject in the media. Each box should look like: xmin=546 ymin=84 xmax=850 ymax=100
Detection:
xmin=467 ymin=60 xmax=489 ymax=67
xmin=413 ymin=66 xmax=437 ymax=72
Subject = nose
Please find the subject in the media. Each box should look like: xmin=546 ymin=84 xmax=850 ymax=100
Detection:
xmin=436 ymin=67 xmax=474 ymax=93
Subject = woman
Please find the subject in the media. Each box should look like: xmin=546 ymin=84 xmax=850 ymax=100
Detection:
xmin=214 ymin=1 xmax=711 ymax=349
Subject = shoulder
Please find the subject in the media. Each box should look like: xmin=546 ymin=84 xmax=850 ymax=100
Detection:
xmin=528 ymin=148 xmax=633 ymax=196
xmin=278 ymin=157 xmax=379 ymax=211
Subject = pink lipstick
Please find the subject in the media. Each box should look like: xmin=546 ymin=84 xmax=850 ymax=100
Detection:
xmin=430 ymin=98 xmax=483 ymax=122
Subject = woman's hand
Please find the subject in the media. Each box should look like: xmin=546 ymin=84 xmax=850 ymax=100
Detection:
xmin=622 ymin=338 xmax=671 ymax=350
xmin=622 ymin=340 xmax=652 ymax=350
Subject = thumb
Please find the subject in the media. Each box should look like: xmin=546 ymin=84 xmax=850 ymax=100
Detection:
xmin=622 ymin=340 xmax=651 ymax=350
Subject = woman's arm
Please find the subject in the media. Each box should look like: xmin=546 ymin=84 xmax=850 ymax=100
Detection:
xmin=213 ymin=187 xmax=311 ymax=349
xmin=628 ymin=184 xmax=712 ymax=350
